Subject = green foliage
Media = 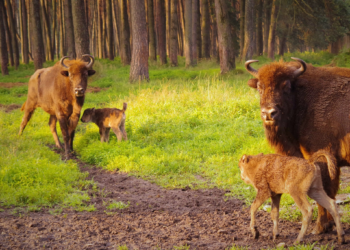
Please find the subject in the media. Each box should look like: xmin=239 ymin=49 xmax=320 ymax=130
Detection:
xmin=106 ymin=201 xmax=130 ymax=210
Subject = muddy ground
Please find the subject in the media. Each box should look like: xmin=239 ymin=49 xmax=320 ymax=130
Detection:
xmin=1 ymin=154 xmax=350 ymax=249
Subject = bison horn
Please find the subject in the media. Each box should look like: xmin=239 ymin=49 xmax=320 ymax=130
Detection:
xmin=82 ymin=54 xmax=95 ymax=68
xmin=245 ymin=60 xmax=259 ymax=78
xmin=60 ymin=56 xmax=70 ymax=69
xmin=291 ymin=57 xmax=307 ymax=78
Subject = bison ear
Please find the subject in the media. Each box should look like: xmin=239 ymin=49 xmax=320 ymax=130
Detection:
xmin=241 ymin=154 xmax=249 ymax=163
xmin=88 ymin=70 xmax=96 ymax=76
xmin=247 ymin=78 xmax=258 ymax=89
xmin=61 ymin=71 xmax=69 ymax=77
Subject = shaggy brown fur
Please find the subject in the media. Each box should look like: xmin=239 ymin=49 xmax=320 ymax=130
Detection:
xmin=81 ymin=103 xmax=127 ymax=143
xmin=245 ymin=58 xmax=350 ymax=234
xmin=238 ymin=151 xmax=344 ymax=245
xmin=19 ymin=56 xmax=95 ymax=159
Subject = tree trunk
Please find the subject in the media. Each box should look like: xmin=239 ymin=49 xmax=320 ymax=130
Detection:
xmin=147 ymin=0 xmax=156 ymax=61
xmin=241 ymin=0 xmax=254 ymax=61
xmin=278 ymin=25 xmax=288 ymax=56
xmin=179 ymin=0 xmax=185 ymax=56
xmin=170 ymin=0 xmax=178 ymax=66
xmin=263 ymin=0 xmax=272 ymax=55
xmin=30 ymin=0 xmax=44 ymax=69
xmin=1 ymin=0 xmax=13 ymax=67
xmin=267 ymin=0 xmax=278 ymax=60
xmin=5 ymin=0 xmax=19 ymax=69
xmin=239 ymin=0 xmax=244 ymax=59
xmin=119 ymin=0 xmax=131 ymax=65
xmin=201 ymin=0 xmax=210 ymax=58
xmin=59 ymin=0 xmax=65 ymax=57
xmin=215 ymin=0 xmax=235 ymax=74
xmin=256 ymin=0 xmax=263 ymax=56
xmin=129 ymin=0 xmax=149 ymax=82
xmin=106 ymin=0 xmax=114 ymax=60
xmin=209 ymin=1 xmax=218 ymax=59
xmin=20 ymin=0 xmax=29 ymax=64
xmin=184 ymin=0 xmax=193 ymax=67
xmin=112 ymin=0 xmax=120 ymax=56
xmin=0 ymin=2 xmax=9 ymax=75
xmin=156 ymin=0 xmax=167 ymax=64
xmin=177 ymin=1 xmax=183 ymax=56
xmin=64 ymin=0 xmax=76 ymax=58
xmin=51 ymin=0 xmax=56 ymax=60
xmin=191 ymin=0 xmax=199 ymax=65
xmin=41 ymin=0 xmax=53 ymax=61
xmin=72 ymin=0 xmax=90 ymax=58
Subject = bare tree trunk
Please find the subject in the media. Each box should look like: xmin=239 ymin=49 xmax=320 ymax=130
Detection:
xmin=184 ymin=0 xmax=193 ymax=67
xmin=120 ymin=0 xmax=131 ymax=65
xmin=256 ymin=0 xmax=263 ymax=56
xmin=177 ymin=1 xmax=183 ymax=56
xmin=112 ymin=0 xmax=120 ymax=56
xmin=215 ymin=0 xmax=235 ymax=74
xmin=41 ymin=0 xmax=53 ymax=61
xmin=20 ymin=0 xmax=29 ymax=64
xmin=201 ymin=0 xmax=210 ymax=58
xmin=51 ymin=0 xmax=56 ymax=60
xmin=263 ymin=0 xmax=272 ymax=55
xmin=64 ymin=0 xmax=76 ymax=58
xmin=0 ymin=2 xmax=9 ymax=75
xmin=241 ymin=0 xmax=254 ymax=61
xmin=156 ymin=0 xmax=167 ymax=64
xmin=278 ymin=24 xmax=288 ymax=56
xmin=209 ymin=2 xmax=217 ymax=59
xmin=166 ymin=0 xmax=170 ymax=56
xmin=72 ymin=0 xmax=90 ymax=58
xmin=191 ymin=0 xmax=199 ymax=65
xmin=129 ymin=0 xmax=149 ymax=82
xmin=170 ymin=0 xmax=178 ymax=66
xmin=5 ymin=0 xmax=19 ymax=69
xmin=30 ymin=0 xmax=44 ymax=69
xmin=148 ymin=0 xmax=156 ymax=61
xmin=106 ymin=0 xmax=114 ymax=60
xmin=239 ymin=0 xmax=244 ymax=59
xmin=267 ymin=0 xmax=277 ymax=59
xmin=179 ymin=0 xmax=185 ymax=56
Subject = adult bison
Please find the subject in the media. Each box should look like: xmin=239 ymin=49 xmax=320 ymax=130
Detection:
xmin=19 ymin=55 xmax=95 ymax=159
xmin=245 ymin=58 xmax=350 ymax=234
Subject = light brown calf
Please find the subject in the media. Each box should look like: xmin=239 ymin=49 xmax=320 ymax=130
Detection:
xmin=81 ymin=103 xmax=127 ymax=142
xmin=238 ymin=151 xmax=344 ymax=245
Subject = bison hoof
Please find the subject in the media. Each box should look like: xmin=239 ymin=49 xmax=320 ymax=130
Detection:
xmin=251 ymin=228 xmax=260 ymax=239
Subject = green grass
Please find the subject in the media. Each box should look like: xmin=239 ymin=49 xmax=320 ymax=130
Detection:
xmin=1 ymin=52 xmax=350 ymax=227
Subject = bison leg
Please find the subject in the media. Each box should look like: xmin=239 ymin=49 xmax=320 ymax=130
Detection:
xmin=19 ymin=109 xmax=35 ymax=135
xmin=271 ymin=194 xmax=282 ymax=241
xmin=104 ymin=128 xmax=110 ymax=142
xmin=112 ymin=127 xmax=123 ymax=142
xmin=58 ymin=117 xmax=70 ymax=159
xmin=49 ymin=115 xmax=63 ymax=149
xmin=120 ymin=121 xmax=128 ymax=141
xmin=290 ymin=191 xmax=313 ymax=244
xmin=99 ymin=127 xmax=106 ymax=142
xmin=68 ymin=130 xmax=75 ymax=151
xmin=250 ymin=190 xmax=269 ymax=240
xmin=308 ymin=188 xmax=344 ymax=244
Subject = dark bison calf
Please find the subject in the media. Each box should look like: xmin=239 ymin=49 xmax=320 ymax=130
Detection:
xmin=81 ymin=103 xmax=128 ymax=142
xmin=238 ymin=151 xmax=344 ymax=245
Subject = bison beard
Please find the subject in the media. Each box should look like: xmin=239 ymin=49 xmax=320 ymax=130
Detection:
xmin=245 ymin=57 xmax=350 ymax=234
xmin=19 ymin=55 xmax=95 ymax=159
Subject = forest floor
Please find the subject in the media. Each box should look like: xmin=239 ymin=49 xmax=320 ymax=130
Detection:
xmin=1 ymin=148 xmax=350 ymax=250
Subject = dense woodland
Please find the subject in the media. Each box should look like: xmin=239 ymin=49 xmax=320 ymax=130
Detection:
xmin=1 ymin=0 xmax=350 ymax=79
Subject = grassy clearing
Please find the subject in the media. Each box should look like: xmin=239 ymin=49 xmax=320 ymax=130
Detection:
xmin=0 ymin=51 xmax=349 ymax=227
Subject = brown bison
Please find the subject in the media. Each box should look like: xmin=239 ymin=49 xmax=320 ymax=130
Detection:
xmin=238 ymin=151 xmax=344 ymax=244
xmin=19 ymin=55 xmax=95 ymax=159
xmin=80 ymin=103 xmax=128 ymax=143
xmin=245 ymin=58 xmax=350 ymax=234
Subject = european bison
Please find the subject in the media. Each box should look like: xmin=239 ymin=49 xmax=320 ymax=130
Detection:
xmin=80 ymin=103 xmax=128 ymax=143
xmin=245 ymin=58 xmax=350 ymax=234
xmin=19 ymin=55 xmax=95 ymax=159
xmin=238 ymin=151 xmax=344 ymax=245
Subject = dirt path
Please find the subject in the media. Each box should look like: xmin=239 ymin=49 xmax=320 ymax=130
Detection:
xmin=1 ymin=155 xmax=350 ymax=249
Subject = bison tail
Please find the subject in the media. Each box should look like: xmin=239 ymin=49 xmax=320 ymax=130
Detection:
xmin=310 ymin=150 xmax=338 ymax=180
xmin=122 ymin=102 xmax=127 ymax=112
xmin=20 ymin=101 xmax=26 ymax=111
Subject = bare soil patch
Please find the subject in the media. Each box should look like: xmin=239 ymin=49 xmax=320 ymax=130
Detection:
xmin=0 ymin=104 xmax=22 ymax=113
xmin=0 ymin=152 xmax=350 ymax=249
xmin=0 ymin=82 xmax=27 ymax=88
xmin=86 ymin=87 xmax=108 ymax=93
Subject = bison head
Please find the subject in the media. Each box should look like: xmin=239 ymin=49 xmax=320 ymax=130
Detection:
xmin=60 ymin=55 xmax=96 ymax=97
xmin=80 ymin=108 xmax=95 ymax=123
xmin=245 ymin=58 xmax=307 ymax=130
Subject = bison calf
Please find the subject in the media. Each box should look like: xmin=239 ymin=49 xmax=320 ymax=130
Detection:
xmin=81 ymin=103 xmax=127 ymax=142
xmin=238 ymin=151 xmax=344 ymax=245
